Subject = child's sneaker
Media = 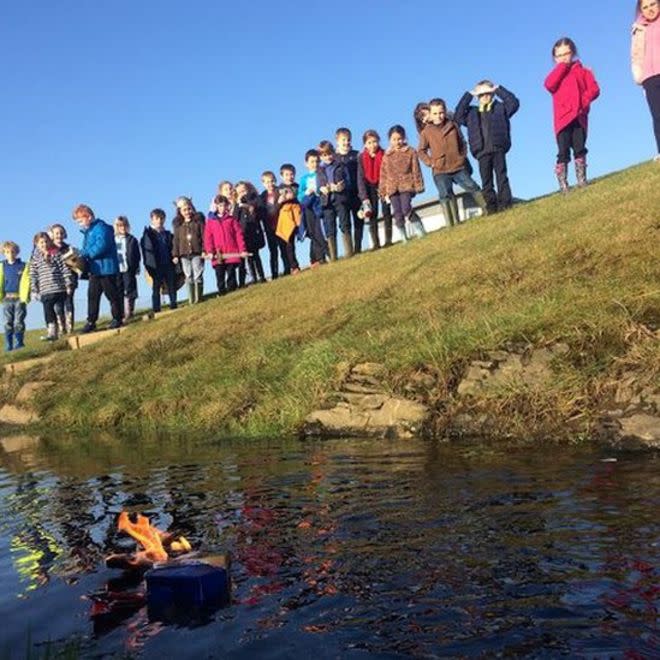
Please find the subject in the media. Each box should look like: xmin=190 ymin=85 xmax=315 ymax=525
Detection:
xmin=81 ymin=322 xmax=97 ymax=334
xmin=108 ymin=319 xmax=122 ymax=330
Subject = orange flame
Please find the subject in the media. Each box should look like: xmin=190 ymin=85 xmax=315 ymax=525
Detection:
xmin=117 ymin=512 xmax=168 ymax=563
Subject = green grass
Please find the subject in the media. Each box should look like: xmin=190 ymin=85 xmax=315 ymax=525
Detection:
xmin=6 ymin=163 xmax=659 ymax=440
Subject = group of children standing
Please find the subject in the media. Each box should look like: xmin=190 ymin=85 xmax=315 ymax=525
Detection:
xmin=3 ymin=20 xmax=659 ymax=352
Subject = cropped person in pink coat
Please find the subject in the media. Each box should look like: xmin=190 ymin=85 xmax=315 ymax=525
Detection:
xmin=631 ymin=0 xmax=660 ymax=159
xmin=204 ymin=195 xmax=248 ymax=296
xmin=544 ymin=37 xmax=600 ymax=192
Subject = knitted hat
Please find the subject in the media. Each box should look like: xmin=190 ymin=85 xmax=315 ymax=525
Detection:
xmin=471 ymin=81 xmax=497 ymax=97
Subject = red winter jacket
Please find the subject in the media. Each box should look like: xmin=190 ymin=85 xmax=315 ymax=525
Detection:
xmin=203 ymin=213 xmax=246 ymax=267
xmin=544 ymin=60 xmax=600 ymax=135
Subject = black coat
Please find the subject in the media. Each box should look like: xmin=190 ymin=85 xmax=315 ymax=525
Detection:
xmin=454 ymin=86 xmax=520 ymax=159
xmin=140 ymin=227 xmax=174 ymax=272
xmin=316 ymin=161 xmax=349 ymax=208
xmin=237 ymin=193 xmax=265 ymax=252
xmin=122 ymin=234 xmax=141 ymax=275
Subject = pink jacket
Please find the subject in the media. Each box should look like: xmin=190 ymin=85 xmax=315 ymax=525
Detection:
xmin=544 ymin=60 xmax=600 ymax=135
xmin=203 ymin=213 xmax=246 ymax=266
xmin=631 ymin=14 xmax=660 ymax=84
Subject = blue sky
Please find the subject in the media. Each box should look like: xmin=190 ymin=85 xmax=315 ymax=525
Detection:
xmin=0 ymin=1 xmax=652 ymax=311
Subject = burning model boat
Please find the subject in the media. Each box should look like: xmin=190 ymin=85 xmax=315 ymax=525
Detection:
xmin=102 ymin=512 xmax=230 ymax=620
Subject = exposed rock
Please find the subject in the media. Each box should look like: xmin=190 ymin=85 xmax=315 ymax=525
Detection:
xmin=618 ymin=414 xmax=660 ymax=449
xmin=457 ymin=343 xmax=570 ymax=397
xmin=303 ymin=362 xmax=429 ymax=439
xmin=0 ymin=404 xmax=39 ymax=425
xmin=15 ymin=381 xmax=54 ymax=404
xmin=0 ymin=434 xmax=40 ymax=453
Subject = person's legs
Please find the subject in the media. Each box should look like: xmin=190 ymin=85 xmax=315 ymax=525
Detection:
xmin=336 ymin=201 xmax=353 ymax=257
xmin=191 ymin=255 xmax=204 ymax=302
xmin=87 ymin=274 xmax=104 ymax=326
xmin=238 ymin=258 xmax=247 ymax=288
xmin=478 ymin=154 xmax=497 ymax=214
xmin=643 ymin=75 xmax=660 ymax=154
xmin=351 ymin=198 xmax=364 ymax=254
xmin=14 ymin=302 xmax=26 ymax=348
xmin=164 ymin=268 xmax=177 ymax=309
xmin=555 ymin=123 xmax=573 ymax=193
xmin=571 ymin=122 xmax=589 ymax=186
xmin=366 ymin=184 xmax=380 ymax=250
xmin=99 ymin=275 xmax=123 ymax=322
xmin=322 ymin=208 xmax=338 ymax=261
xmin=306 ymin=210 xmax=328 ymax=264
xmin=3 ymin=301 xmax=16 ymax=350
xmin=265 ymin=226 xmax=279 ymax=279
xmin=277 ymin=236 xmax=291 ymax=275
xmin=214 ymin=264 xmax=227 ymax=295
xmin=150 ymin=269 xmax=163 ymax=312
xmin=64 ymin=291 xmax=75 ymax=333
xmin=493 ymin=151 xmax=513 ymax=210
xmin=226 ymin=263 xmax=238 ymax=291
xmin=41 ymin=294 xmax=60 ymax=339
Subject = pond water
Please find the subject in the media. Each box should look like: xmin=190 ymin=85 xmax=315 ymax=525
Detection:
xmin=0 ymin=434 xmax=657 ymax=658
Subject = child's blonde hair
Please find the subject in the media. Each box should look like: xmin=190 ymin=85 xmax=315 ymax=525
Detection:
xmin=48 ymin=223 xmax=68 ymax=239
xmin=114 ymin=215 xmax=131 ymax=232
xmin=1 ymin=241 xmax=20 ymax=255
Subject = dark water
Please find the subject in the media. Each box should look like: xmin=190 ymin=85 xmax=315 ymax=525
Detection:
xmin=0 ymin=434 xmax=658 ymax=659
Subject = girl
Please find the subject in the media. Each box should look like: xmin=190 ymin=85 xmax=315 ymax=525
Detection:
xmin=544 ymin=37 xmax=600 ymax=191
xmin=49 ymin=223 xmax=77 ymax=333
xmin=172 ymin=198 xmax=206 ymax=304
xmin=204 ymin=195 xmax=248 ymax=295
xmin=357 ymin=130 xmax=393 ymax=249
xmin=631 ymin=0 xmax=660 ymax=159
xmin=114 ymin=217 xmax=141 ymax=319
xmin=29 ymin=232 xmax=73 ymax=341
xmin=379 ymin=125 xmax=425 ymax=242
xmin=413 ymin=102 xmax=430 ymax=134
xmin=235 ymin=181 xmax=266 ymax=284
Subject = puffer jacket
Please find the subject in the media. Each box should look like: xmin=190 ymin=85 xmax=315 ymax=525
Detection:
xmin=379 ymin=145 xmax=425 ymax=197
xmin=631 ymin=14 xmax=660 ymax=84
xmin=204 ymin=213 xmax=246 ymax=266
xmin=80 ymin=218 xmax=119 ymax=276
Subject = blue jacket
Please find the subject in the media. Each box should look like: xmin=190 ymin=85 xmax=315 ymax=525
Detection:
xmin=80 ymin=219 xmax=119 ymax=276
xmin=454 ymin=86 xmax=519 ymax=158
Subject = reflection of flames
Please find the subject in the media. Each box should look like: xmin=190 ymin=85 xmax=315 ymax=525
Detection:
xmin=106 ymin=512 xmax=192 ymax=571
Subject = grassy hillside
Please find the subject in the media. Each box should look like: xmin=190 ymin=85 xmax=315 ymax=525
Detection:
xmin=11 ymin=163 xmax=660 ymax=439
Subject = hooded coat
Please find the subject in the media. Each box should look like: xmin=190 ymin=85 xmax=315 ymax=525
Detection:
xmin=631 ymin=12 xmax=660 ymax=84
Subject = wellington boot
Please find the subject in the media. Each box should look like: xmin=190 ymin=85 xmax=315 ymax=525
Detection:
xmin=65 ymin=311 xmax=74 ymax=334
xmin=575 ymin=157 xmax=588 ymax=187
xmin=449 ymin=197 xmax=460 ymax=225
xmin=341 ymin=231 xmax=354 ymax=258
xmin=441 ymin=201 xmax=454 ymax=227
xmin=14 ymin=332 xmax=24 ymax=349
xmin=368 ymin=222 xmax=380 ymax=250
xmin=187 ymin=283 xmax=195 ymax=306
xmin=397 ymin=225 xmax=409 ymax=243
xmin=45 ymin=322 xmax=58 ymax=342
xmin=327 ymin=236 xmax=337 ymax=262
xmin=472 ymin=190 xmax=489 ymax=216
xmin=555 ymin=162 xmax=569 ymax=194
xmin=4 ymin=332 xmax=13 ymax=352
xmin=383 ymin=217 xmax=393 ymax=246
xmin=194 ymin=282 xmax=203 ymax=303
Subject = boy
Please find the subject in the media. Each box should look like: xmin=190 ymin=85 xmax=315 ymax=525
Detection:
xmin=454 ymin=80 xmax=520 ymax=214
xmin=417 ymin=99 xmax=488 ymax=227
xmin=73 ymin=204 xmax=123 ymax=332
xmin=0 ymin=241 xmax=30 ymax=351
xmin=317 ymin=141 xmax=351 ymax=259
xmin=275 ymin=164 xmax=302 ymax=274
xmin=140 ymin=208 xmax=178 ymax=313
xmin=334 ymin=127 xmax=361 ymax=253
xmin=260 ymin=171 xmax=290 ymax=278
xmin=298 ymin=149 xmax=328 ymax=267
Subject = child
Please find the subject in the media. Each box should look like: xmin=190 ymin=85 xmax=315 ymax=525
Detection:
xmin=49 ymin=223 xmax=78 ymax=333
xmin=172 ymin=198 xmax=205 ymax=304
xmin=334 ymin=128 xmax=361 ymax=253
xmin=298 ymin=149 xmax=328 ymax=266
xmin=29 ymin=232 xmax=73 ymax=341
xmin=204 ymin=194 xmax=248 ymax=295
xmin=379 ymin=125 xmax=425 ymax=241
xmin=73 ymin=204 xmax=123 ymax=332
xmin=413 ymin=102 xmax=431 ymax=134
xmin=357 ymin=130 xmax=393 ymax=249
xmin=544 ymin=37 xmax=600 ymax=191
xmin=631 ymin=0 xmax=660 ymax=160
xmin=114 ymin=216 xmax=141 ymax=319
xmin=275 ymin=164 xmax=302 ymax=274
xmin=316 ymin=141 xmax=351 ymax=260
xmin=418 ymin=98 xmax=488 ymax=227
xmin=235 ymin=181 xmax=267 ymax=284
xmin=0 ymin=241 xmax=30 ymax=351
xmin=454 ymin=81 xmax=520 ymax=214
xmin=260 ymin=171 xmax=290 ymax=278
xmin=140 ymin=209 xmax=177 ymax=313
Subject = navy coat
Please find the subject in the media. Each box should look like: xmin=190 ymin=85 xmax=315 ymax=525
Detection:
xmin=454 ymin=86 xmax=520 ymax=159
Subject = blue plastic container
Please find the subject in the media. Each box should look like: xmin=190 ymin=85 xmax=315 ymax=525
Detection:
xmin=145 ymin=563 xmax=230 ymax=617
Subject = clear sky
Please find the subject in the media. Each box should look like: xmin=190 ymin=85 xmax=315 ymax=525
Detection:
xmin=0 ymin=0 xmax=651 ymax=271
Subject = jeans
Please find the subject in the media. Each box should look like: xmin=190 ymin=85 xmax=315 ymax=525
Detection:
xmin=180 ymin=256 xmax=204 ymax=285
xmin=433 ymin=168 xmax=481 ymax=203
xmin=304 ymin=207 xmax=328 ymax=264
xmin=643 ymin=74 xmax=660 ymax=153
xmin=264 ymin=224 xmax=290 ymax=278
xmin=556 ymin=118 xmax=587 ymax=163
xmin=3 ymin=300 xmax=26 ymax=334
xmin=88 ymin=274 xmax=122 ymax=323
xmin=322 ymin=198 xmax=351 ymax=242
xmin=389 ymin=192 xmax=413 ymax=228
xmin=478 ymin=151 xmax=513 ymax=212
xmin=148 ymin=266 xmax=177 ymax=312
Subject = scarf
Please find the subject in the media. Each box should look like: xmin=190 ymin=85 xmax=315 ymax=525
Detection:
xmin=361 ymin=148 xmax=384 ymax=185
